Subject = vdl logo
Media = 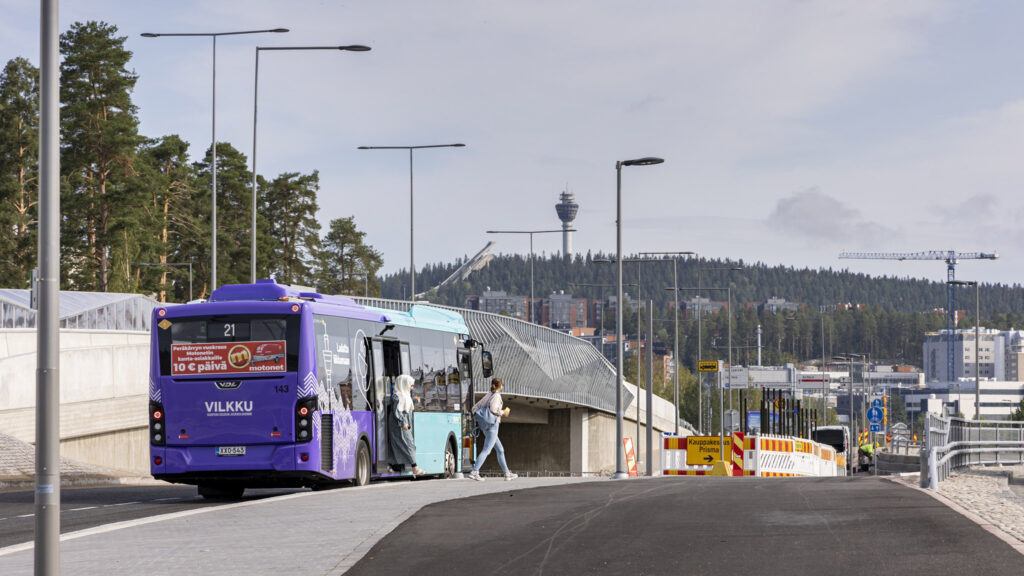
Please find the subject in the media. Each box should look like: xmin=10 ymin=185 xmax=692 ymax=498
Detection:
xmin=216 ymin=380 xmax=243 ymax=390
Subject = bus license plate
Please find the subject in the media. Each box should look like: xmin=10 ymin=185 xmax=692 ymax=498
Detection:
xmin=216 ymin=446 xmax=246 ymax=456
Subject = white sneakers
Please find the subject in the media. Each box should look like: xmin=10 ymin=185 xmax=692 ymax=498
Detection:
xmin=467 ymin=470 xmax=517 ymax=481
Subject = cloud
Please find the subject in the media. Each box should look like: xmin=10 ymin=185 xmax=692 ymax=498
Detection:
xmin=767 ymin=188 xmax=897 ymax=244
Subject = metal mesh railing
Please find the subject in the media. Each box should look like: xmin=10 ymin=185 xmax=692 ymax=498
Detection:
xmin=353 ymin=297 xmax=634 ymax=414
xmin=921 ymin=413 xmax=1024 ymax=489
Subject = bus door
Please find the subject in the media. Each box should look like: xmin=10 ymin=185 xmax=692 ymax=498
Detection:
xmin=368 ymin=337 xmax=409 ymax=474
xmin=457 ymin=348 xmax=476 ymax=471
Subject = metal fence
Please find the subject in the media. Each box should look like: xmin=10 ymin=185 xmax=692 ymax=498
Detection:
xmin=921 ymin=412 xmax=1024 ymax=489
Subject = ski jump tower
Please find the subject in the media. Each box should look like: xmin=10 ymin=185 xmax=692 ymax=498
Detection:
xmin=555 ymin=190 xmax=579 ymax=257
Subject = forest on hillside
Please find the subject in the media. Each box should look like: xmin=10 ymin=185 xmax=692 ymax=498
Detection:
xmin=380 ymin=251 xmax=1024 ymax=370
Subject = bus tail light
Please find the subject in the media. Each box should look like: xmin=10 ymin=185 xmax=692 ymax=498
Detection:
xmin=295 ymin=397 xmax=317 ymax=443
xmin=150 ymin=401 xmax=166 ymax=446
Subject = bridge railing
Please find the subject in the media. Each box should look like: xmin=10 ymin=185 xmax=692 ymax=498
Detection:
xmin=921 ymin=413 xmax=1024 ymax=489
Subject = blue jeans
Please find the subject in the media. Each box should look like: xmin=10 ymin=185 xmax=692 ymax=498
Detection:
xmin=473 ymin=424 xmax=508 ymax=473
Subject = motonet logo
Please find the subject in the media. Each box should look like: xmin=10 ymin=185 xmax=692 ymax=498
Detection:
xmin=205 ymin=400 xmax=253 ymax=416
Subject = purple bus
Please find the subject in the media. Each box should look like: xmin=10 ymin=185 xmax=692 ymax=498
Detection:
xmin=149 ymin=280 xmax=492 ymax=498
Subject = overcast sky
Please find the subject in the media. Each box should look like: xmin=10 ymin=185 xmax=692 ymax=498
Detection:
xmin=4 ymin=1 xmax=1024 ymax=288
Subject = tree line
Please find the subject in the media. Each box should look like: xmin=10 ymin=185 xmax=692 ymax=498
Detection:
xmin=383 ymin=251 xmax=1024 ymax=371
xmin=0 ymin=21 xmax=383 ymax=300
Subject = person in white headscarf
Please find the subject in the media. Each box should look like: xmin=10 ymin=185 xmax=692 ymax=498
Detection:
xmin=389 ymin=374 xmax=424 ymax=475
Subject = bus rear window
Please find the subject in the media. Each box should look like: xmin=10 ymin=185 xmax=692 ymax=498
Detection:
xmin=158 ymin=315 xmax=300 ymax=376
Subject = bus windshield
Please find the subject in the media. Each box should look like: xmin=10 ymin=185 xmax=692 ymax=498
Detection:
xmin=157 ymin=314 xmax=300 ymax=376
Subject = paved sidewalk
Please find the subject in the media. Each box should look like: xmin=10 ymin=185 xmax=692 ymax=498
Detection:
xmin=890 ymin=464 xmax=1024 ymax=545
xmin=0 ymin=476 xmax=598 ymax=575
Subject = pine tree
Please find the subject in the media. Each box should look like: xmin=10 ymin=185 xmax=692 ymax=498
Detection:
xmin=317 ymin=216 xmax=383 ymax=295
xmin=134 ymin=135 xmax=201 ymax=301
xmin=0 ymin=57 xmax=39 ymax=287
xmin=262 ymin=171 xmax=321 ymax=285
xmin=192 ymin=142 xmax=252 ymax=290
xmin=59 ymin=21 xmax=142 ymax=291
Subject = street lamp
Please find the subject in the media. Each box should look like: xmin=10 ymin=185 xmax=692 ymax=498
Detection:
xmin=487 ymin=229 xmax=572 ymax=323
xmin=141 ymin=27 xmax=289 ymax=293
xmin=137 ymin=262 xmax=194 ymax=302
xmin=640 ymin=251 xmax=695 ymax=435
xmin=358 ymin=143 xmax=466 ymax=301
xmin=597 ymin=256 xmax=670 ymax=474
xmin=612 ymin=156 xmax=664 ymax=479
xmin=834 ymin=353 xmax=865 ymax=475
xmin=949 ymin=280 xmax=980 ymax=420
xmin=250 ymin=44 xmax=370 ymax=283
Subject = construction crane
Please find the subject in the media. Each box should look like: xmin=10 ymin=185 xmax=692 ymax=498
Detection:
xmin=838 ymin=250 xmax=999 ymax=383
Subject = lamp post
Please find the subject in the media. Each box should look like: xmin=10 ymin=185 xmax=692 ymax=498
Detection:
xmin=611 ymin=156 xmax=664 ymax=479
xmin=137 ymin=262 xmax=194 ymax=302
xmin=702 ymin=266 xmax=742 ymax=434
xmin=949 ymin=280 xmax=980 ymax=420
xmin=487 ymin=229 xmax=572 ymax=323
xmin=141 ymin=27 xmax=289 ymax=293
xmin=250 ymin=44 xmax=370 ymax=283
xmin=358 ymin=143 xmax=465 ymax=300
xmin=640 ymin=251 xmax=695 ymax=435
xmin=670 ymin=285 xmax=732 ymax=458
xmin=835 ymin=353 xmax=865 ymax=474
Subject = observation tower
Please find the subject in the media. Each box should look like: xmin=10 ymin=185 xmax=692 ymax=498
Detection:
xmin=555 ymin=190 xmax=579 ymax=257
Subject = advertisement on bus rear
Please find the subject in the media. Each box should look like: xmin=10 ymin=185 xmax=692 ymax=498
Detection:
xmin=170 ymin=341 xmax=287 ymax=376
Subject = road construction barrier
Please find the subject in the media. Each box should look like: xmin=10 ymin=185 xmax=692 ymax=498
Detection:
xmin=661 ymin=434 xmax=712 ymax=475
xmin=663 ymin=432 xmax=845 ymax=477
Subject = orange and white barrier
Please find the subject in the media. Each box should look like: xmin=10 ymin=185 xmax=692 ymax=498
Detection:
xmin=664 ymin=432 xmax=846 ymax=478
xmin=661 ymin=434 xmax=712 ymax=475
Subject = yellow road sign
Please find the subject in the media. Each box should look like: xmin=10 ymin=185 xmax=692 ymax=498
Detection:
xmin=686 ymin=435 xmax=732 ymax=466
xmin=698 ymin=360 xmax=719 ymax=373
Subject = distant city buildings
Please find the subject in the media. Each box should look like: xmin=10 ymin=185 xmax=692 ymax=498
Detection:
xmin=922 ymin=328 xmax=1024 ymax=383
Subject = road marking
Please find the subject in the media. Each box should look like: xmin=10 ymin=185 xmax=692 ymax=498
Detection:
xmin=16 ymin=514 xmax=33 ymax=518
xmin=68 ymin=506 xmax=98 ymax=512
xmin=0 ymin=490 xmax=317 ymax=558
xmin=104 ymin=501 xmax=141 ymax=507
xmin=152 ymin=497 xmax=181 ymax=502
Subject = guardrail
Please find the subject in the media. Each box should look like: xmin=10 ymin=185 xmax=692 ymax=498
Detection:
xmin=921 ymin=413 xmax=1024 ymax=490
xmin=889 ymin=436 xmax=922 ymax=455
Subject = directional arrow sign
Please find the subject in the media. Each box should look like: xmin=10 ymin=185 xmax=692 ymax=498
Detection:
xmin=685 ymin=436 xmax=731 ymax=466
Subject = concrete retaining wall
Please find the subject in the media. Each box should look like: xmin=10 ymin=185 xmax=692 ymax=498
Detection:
xmin=0 ymin=329 xmax=150 ymax=474
xmin=875 ymin=450 xmax=921 ymax=476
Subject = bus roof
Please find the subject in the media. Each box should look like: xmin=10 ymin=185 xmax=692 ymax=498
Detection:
xmin=208 ymin=279 xmax=467 ymax=334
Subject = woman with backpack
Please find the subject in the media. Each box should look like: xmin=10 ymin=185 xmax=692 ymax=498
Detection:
xmin=468 ymin=377 xmax=517 ymax=481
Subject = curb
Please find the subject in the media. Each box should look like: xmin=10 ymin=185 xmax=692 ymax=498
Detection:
xmin=0 ymin=474 xmax=162 ymax=492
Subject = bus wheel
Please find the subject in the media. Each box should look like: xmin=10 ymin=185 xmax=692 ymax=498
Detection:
xmin=198 ymin=483 xmax=244 ymax=500
xmin=354 ymin=441 xmax=370 ymax=487
xmin=443 ymin=441 xmax=457 ymax=479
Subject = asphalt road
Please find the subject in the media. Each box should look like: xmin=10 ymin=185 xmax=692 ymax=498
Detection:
xmin=0 ymin=484 xmax=305 ymax=549
xmin=347 ymin=476 xmax=1023 ymax=576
